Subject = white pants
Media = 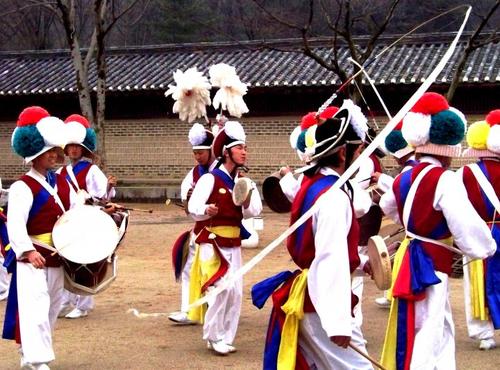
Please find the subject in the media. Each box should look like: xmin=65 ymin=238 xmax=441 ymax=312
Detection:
xmin=61 ymin=290 xmax=95 ymax=311
xmin=462 ymin=261 xmax=495 ymax=341
xmin=411 ymin=272 xmax=456 ymax=370
xmin=16 ymin=262 xmax=64 ymax=364
xmin=0 ymin=255 xmax=9 ymax=294
xmin=199 ymin=243 xmax=242 ymax=345
xmin=352 ymin=245 xmax=368 ymax=330
xmin=180 ymin=233 xmax=197 ymax=313
xmin=298 ymin=312 xmax=373 ymax=370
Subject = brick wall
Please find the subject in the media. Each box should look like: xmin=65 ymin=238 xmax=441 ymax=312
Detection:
xmin=0 ymin=114 xmax=484 ymax=189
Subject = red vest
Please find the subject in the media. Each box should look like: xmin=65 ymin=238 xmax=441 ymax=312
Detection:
xmin=20 ymin=174 xmax=71 ymax=267
xmin=393 ymin=163 xmax=454 ymax=274
xmin=59 ymin=161 xmax=92 ymax=192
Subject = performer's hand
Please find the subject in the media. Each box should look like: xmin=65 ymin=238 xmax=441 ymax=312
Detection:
xmin=371 ymin=172 xmax=381 ymax=183
xmin=279 ymin=166 xmax=291 ymax=177
xmin=103 ymin=202 xmax=119 ymax=214
xmin=25 ymin=250 xmax=46 ymax=269
xmin=205 ymin=204 xmax=218 ymax=216
xmin=363 ymin=261 xmax=373 ymax=278
xmin=107 ymin=175 xmax=117 ymax=190
xmin=330 ymin=335 xmax=351 ymax=348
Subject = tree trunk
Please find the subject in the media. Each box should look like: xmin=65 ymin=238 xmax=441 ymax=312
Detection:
xmin=94 ymin=0 xmax=107 ymax=171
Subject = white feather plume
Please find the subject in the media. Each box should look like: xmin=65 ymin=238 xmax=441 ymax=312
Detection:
xmin=165 ymin=67 xmax=211 ymax=122
xmin=341 ymin=99 xmax=368 ymax=141
xmin=209 ymin=63 xmax=249 ymax=118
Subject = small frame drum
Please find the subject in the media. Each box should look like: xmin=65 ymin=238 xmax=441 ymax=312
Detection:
xmin=233 ymin=177 xmax=253 ymax=206
xmin=262 ymin=172 xmax=292 ymax=213
xmin=52 ymin=205 xmax=128 ymax=295
xmin=367 ymin=235 xmax=392 ymax=290
xmin=358 ymin=205 xmax=383 ymax=246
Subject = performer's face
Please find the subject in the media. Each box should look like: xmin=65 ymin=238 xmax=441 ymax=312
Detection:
xmin=33 ymin=147 xmax=62 ymax=170
xmin=228 ymin=144 xmax=247 ymax=166
xmin=193 ymin=149 xmax=211 ymax=166
xmin=66 ymin=144 xmax=84 ymax=161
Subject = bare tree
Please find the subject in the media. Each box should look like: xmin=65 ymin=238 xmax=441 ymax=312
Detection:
xmin=446 ymin=0 xmax=499 ymax=102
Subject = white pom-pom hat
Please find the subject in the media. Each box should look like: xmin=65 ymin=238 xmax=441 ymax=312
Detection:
xmin=212 ymin=120 xmax=246 ymax=158
xmin=188 ymin=122 xmax=214 ymax=150
xmin=463 ymin=109 xmax=500 ymax=158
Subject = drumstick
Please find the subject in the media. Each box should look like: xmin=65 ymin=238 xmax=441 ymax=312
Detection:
xmin=119 ymin=207 xmax=153 ymax=213
xmin=348 ymin=343 xmax=387 ymax=370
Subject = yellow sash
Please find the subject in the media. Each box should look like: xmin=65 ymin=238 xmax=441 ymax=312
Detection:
xmin=469 ymin=259 xmax=488 ymax=321
xmin=277 ymin=269 xmax=308 ymax=370
xmin=206 ymin=226 xmax=240 ymax=238
xmin=31 ymin=233 xmax=54 ymax=246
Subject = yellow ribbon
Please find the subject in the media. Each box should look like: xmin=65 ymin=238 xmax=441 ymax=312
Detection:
xmin=277 ymin=269 xmax=308 ymax=370
xmin=469 ymin=259 xmax=488 ymax=321
xmin=31 ymin=233 xmax=54 ymax=246
xmin=206 ymin=226 xmax=240 ymax=238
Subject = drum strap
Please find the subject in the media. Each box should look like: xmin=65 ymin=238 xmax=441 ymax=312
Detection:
xmin=26 ymin=173 xmax=66 ymax=213
xmin=468 ymin=163 xmax=500 ymax=215
xmin=402 ymin=165 xmax=462 ymax=255
xmin=65 ymin=165 xmax=81 ymax=192
xmin=29 ymin=235 xmax=57 ymax=253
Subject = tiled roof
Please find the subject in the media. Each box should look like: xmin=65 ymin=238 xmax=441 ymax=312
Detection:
xmin=0 ymin=35 xmax=498 ymax=96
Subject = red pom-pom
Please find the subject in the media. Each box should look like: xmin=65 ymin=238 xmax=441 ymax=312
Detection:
xmin=395 ymin=120 xmax=403 ymax=130
xmin=410 ymin=92 xmax=449 ymax=115
xmin=17 ymin=106 xmax=50 ymax=127
xmin=319 ymin=106 xmax=340 ymax=120
xmin=65 ymin=114 xmax=90 ymax=128
xmin=486 ymin=109 xmax=500 ymax=126
xmin=301 ymin=112 xmax=318 ymax=130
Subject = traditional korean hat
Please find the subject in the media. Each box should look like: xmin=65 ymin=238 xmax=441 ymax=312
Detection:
xmin=303 ymin=99 xmax=368 ymax=163
xmin=11 ymin=106 xmax=66 ymax=163
xmin=385 ymin=121 xmax=415 ymax=159
xmin=188 ymin=122 xmax=214 ymax=150
xmin=463 ymin=109 xmax=500 ymax=158
xmin=212 ymin=120 xmax=246 ymax=158
xmin=401 ymin=92 xmax=466 ymax=157
xmin=64 ymin=114 xmax=97 ymax=157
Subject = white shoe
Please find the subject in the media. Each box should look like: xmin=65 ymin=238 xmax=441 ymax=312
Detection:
xmin=34 ymin=364 xmax=50 ymax=370
xmin=168 ymin=311 xmax=196 ymax=325
xmin=207 ymin=341 xmax=237 ymax=353
xmin=208 ymin=340 xmax=230 ymax=355
xmin=0 ymin=289 xmax=8 ymax=301
xmin=58 ymin=305 xmax=73 ymax=318
xmin=479 ymin=338 xmax=496 ymax=350
xmin=65 ymin=308 xmax=88 ymax=319
xmin=375 ymin=297 xmax=391 ymax=308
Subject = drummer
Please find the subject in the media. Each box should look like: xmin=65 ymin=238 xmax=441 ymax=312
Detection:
xmin=371 ymin=126 xmax=417 ymax=308
xmin=379 ymin=93 xmax=496 ymax=369
xmin=57 ymin=114 xmax=117 ymax=320
xmin=187 ymin=120 xmax=262 ymax=355
xmin=457 ymin=109 xmax=500 ymax=351
xmin=168 ymin=122 xmax=216 ymax=325
xmin=253 ymin=100 xmax=373 ymax=369
xmin=2 ymin=106 xmax=77 ymax=369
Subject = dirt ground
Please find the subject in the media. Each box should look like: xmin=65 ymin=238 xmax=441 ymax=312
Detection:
xmin=1 ymin=204 xmax=499 ymax=369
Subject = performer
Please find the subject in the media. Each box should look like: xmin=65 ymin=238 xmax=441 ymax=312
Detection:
xmin=188 ymin=120 xmax=262 ymax=355
xmin=379 ymin=93 xmax=496 ymax=370
xmin=57 ymin=114 xmax=117 ymax=320
xmin=2 ymin=106 xmax=74 ymax=369
xmin=0 ymin=177 xmax=9 ymax=301
xmin=372 ymin=126 xmax=417 ymax=308
xmin=252 ymin=100 xmax=374 ymax=369
xmin=168 ymin=122 xmax=216 ymax=325
xmin=458 ymin=109 xmax=500 ymax=351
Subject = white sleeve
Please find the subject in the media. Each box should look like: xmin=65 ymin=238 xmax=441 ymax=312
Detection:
xmin=379 ymin=185 xmax=402 ymax=225
xmin=180 ymin=169 xmax=195 ymax=202
xmin=435 ymin=171 xmax=496 ymax=259
xmin=279 ymin=173 xmax=300 ymax=203
xmin=242 ymin=180 xmax=262 ymax=218
xmin=353 ymin=159 xmax=374 ymax=190
xmin=188 ymin=173 xmax=214 ymax=221
xmin=87 ymin=165 xmax=112 ymax=199
xmin=377 ymin=173 xmax=394 ymax=194
xmin=308 ymin=190 xmax=353 ymax=337
xmin=6 ymin=181 xmax=35 ymax=259
xmin=349 ymin=180 xmax=371 ymax=218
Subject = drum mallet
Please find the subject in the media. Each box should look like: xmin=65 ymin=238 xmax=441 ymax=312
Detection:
xmin=118 ymin=206 xmax=153 ymax=213
xmin=349 ymin=343 xmax=387 ymax=370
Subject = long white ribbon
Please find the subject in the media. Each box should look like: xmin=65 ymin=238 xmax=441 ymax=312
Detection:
xmin=468 ymin=163 xmax=500 ymax=214
xmin=185 ymin=6 xmax=472 ymax=310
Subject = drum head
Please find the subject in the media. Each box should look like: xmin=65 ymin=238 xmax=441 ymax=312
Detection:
xmin=53 ymin=205 xmax=119 ymax=264
xmin=367 ymin=235 xmax=392 ymax=290
xmin=233 ymin=177 xmax=252 ymax=206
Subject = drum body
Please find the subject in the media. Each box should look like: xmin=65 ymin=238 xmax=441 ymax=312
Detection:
xmin=233 ymin=177 xmax=253 ymax=206
xmin=358 ymin=205 xmax=383 ymax=246
xmin=262 ymin=172 xmax=292 ymax=213
xmin=367 ymin=235 xmax=392 ymax=290
xmin=52 ymin=205 xmax=129 ymax=295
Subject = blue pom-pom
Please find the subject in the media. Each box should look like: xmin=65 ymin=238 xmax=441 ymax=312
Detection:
xmin=385 ymin=131 xmax=407 ymax=154
xmin=296 ymin=130 xmax=307 ymax=153
xmin=429 ymin=110 xmax=465 ymax=145
xmin=12 ymin=125 xmax=45 ymax=158
xmin=83 ymin=128 xmax=97 ymax=152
